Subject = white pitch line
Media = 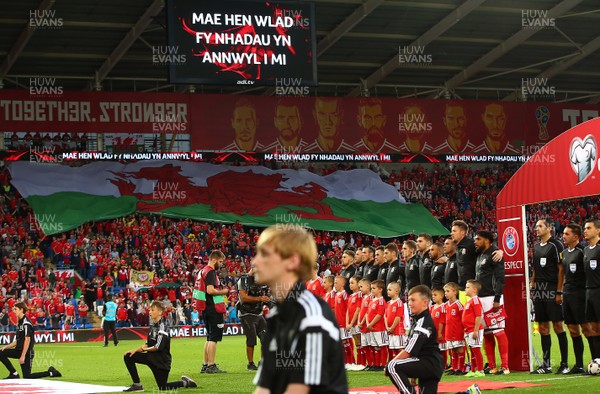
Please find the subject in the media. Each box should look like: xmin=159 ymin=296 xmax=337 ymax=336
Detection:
xmin=522 ymin=375 xmax=592 ymax=383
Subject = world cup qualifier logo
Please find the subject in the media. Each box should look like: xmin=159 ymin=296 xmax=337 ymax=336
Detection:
xmin=502 ymin=227 xmax=519 ymax=257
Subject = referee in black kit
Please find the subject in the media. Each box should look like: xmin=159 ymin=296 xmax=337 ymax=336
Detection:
xmin=561 ymin=223 xmax=593 ymax=373
xmin=386 ymin=285 xmax=443 ymax=394
xmin=583 ymin=219 xmax=600 ymax=361
xmin=530 ymin=219 xmax=569 ymax=374
xmin=252 ymin=225 xmax=347 ymax=394
xmin=123 ymin=301 xmax=197 ymax=392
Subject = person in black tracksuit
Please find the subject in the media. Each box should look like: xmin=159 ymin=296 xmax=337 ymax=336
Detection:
xmin=385 ymin=243 xmax=405 ymax=297
xmin=361 ymin=246 xmax=376 ymax=280
xmin=0 ymin=302 xmax=61 ymax=379
xmin=429 ymin=242 xmax=446 ymax=290
xmin=403 ymin=241 xmax=420 ymax=299
xmin=386 ymin=285 xmax=443 ymax=394
xmin=416 ymin=234 xmax=433 ymax=289
xmin=340 ymin=250 xmax=357 ymax=294
xmin=123 ymin=301 xmax=197 ymax=392
xmin=443 ymin=238 xmax=458 ymax=287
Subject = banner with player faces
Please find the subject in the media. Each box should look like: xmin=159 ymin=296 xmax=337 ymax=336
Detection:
xmin=0 ymin=90 xmax=598 ymax=154
xmin=188 ymin=95 xmax=599 ymax=154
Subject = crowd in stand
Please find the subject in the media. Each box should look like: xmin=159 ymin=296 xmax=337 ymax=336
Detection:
xmin=0 ymin=161 xmax=598 ymax=332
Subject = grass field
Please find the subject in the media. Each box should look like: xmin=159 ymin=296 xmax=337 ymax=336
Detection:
xmin=22 ymin=334 xmax=599 ymax=393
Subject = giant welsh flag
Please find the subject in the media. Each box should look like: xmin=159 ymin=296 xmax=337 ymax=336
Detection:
xmin=9 ymin=161 xmax=447 ymax=237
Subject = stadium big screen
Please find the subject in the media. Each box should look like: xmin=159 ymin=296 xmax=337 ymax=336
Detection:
xmin=166 ymin=0 xmax=317 ymax=86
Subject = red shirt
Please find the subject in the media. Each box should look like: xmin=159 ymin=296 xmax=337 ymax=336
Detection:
xmin=306 ymin=278 xmax=326 ymax=298
xmin=430 ymin=303 xmax=446 ymax=343
xmin=117 ymin=307 xmax=128 ymax=321
xmin=323 ymin=290 xmax=336 ymax=310
xmin=78 ymin=304 xmax=88 ymax=317
xmin=334 ymin=290 xmax=348 ymax=328
xmin=385 ymin=298 xmax=406 ymax=335
xmin=445 ymin=300 xmax=464 ymax=341
xmin=359 ymin=294 xmax=373 ymax=333
xmin=367 ymin=297 xmax=386 ymax=332
xmin=462 ymin=296 xmax=483 ymax=333
xmin=347 ymin=292 xmax=361 ymax=328
xmin=66 ymin=304 xmax=75 ymax=316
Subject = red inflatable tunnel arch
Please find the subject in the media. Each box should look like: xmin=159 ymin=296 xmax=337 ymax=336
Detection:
xmin=496 ymin=117 xmax=600 ymax=371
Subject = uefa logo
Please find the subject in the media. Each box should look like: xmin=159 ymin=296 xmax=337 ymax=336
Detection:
xmin=502 ymin=226 xmax=519 ymax=257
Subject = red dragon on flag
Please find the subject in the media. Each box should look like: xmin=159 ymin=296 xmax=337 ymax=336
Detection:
xmin=109 ymin=164 xmax=350 ymax=222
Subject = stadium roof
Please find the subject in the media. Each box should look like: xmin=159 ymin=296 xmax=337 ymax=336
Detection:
xmin=1 ymin=0 xmax=599 ymax=103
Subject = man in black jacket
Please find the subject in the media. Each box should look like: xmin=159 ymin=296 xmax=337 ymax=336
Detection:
xmin=474 ymin=230 xmax=509 ymax=375
xmin=386 ymin=285 xmax=443 ymax=394
xmin=123 ymin=301 xmax=197 ymax=392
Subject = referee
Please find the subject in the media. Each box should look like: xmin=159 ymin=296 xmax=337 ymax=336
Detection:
xmin=238 ymin=265 xmax=269 ymax=371
xmin=252 ymin=225 xmax=347 ymax=394
xmin=0 ymin=302 xmax=62 ymax=379
xmin=386 ymin=285 xmax=443 ymax=394
xmin=583 ymin=219 xmax=600 ymax=361
xmin=123 ymin=301 xmax=197 ymax=392
xmin=561 ymin=223 xmax=593 ymax=374
xmin=530 ymin=219 xmax=569 ymax=374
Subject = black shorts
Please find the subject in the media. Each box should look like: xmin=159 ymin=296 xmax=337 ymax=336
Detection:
xmin=533 ymin=299 xmax=563 ymax=323
xmin=585 ymin=288 xmax=600 ymax=323
xmin=203 ymin=311 xmax=224 ymax=342
xmin=240 ymin=314 xmax=267 ymax=347
xmin=562 ymin=290 xmax=588 ymax=325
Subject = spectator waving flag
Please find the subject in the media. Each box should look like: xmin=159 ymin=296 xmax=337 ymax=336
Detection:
xmin=9 ymin=161 xmax=447 ymax=237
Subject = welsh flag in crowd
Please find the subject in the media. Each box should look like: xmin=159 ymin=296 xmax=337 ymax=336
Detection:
xmin=9 ymin=161 xmax=447 ymax=237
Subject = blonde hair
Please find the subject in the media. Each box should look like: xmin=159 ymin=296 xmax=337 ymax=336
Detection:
xmin=444 ymin=282 xmax=459 ymax=292
xmin=256 ymin=225 xmax=317 ymax=282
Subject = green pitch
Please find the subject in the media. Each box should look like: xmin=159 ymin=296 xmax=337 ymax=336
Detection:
xmin=22 ymin=334 xmax=598 ymax=393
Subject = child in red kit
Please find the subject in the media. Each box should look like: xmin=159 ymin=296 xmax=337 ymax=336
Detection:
xmin=444 ymin=282 xmax=465 ymax=375
xmin=463 ymin=280 xmax=484 ymax=377
xmin=385 ymin=282 xmax=407 ymax=362
xmin=366 ymin=280 xmax=388 ymax=371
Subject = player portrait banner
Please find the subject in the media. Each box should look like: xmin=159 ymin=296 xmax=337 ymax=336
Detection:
xmin=8 ymin=160 xmax=448 ymax=237
xmin=0 ymin=324 xmax=245 ymax=344
xmin=0 ymin=90 xmax=598 ymax=154
xmin=497 ymin=117 xmax=600 ymax=372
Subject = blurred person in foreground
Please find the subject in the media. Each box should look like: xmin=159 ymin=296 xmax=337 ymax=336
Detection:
xmin=252 ymin=225 xmax=347 ymax=394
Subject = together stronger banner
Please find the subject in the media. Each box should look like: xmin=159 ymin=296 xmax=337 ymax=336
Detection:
xmin=0 ymin=90 xmax=598 ymax=153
